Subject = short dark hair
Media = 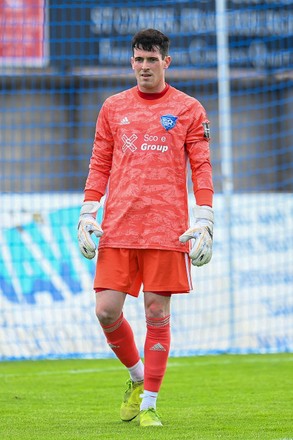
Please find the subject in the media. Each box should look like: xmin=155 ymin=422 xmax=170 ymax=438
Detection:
xmin=131 ymin=28 xmax=170 ymax=59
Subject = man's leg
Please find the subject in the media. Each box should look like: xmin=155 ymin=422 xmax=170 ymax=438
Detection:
xmin=140 ymin=292 xmax=171 ymax=426
xmin=95 ymin=289 xmax=144 ymax=421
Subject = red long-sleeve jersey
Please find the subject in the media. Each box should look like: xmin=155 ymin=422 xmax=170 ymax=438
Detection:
xmin=84 ymin=85 xmax=213 ymax=252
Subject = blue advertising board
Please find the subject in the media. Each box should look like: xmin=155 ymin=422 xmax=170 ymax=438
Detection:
xmin=49 ymin=0 xmax=293 ymax=71
xmin=0 ymin=193 xmax=292 ymax=359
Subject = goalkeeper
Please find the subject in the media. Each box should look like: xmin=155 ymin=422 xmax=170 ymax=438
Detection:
xmin=78 ymin=28 xmax=214 ymax=428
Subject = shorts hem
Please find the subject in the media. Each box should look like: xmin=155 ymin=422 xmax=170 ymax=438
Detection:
xmin=94 ymin=285 xmax=139 ymax=297
xmin=94 ymin=286 xmax=191 ymax=297
xmin=98 ymin=245 xmax=188 ymax=253
xmin=143 ymin=289 xmax=191 ymax=294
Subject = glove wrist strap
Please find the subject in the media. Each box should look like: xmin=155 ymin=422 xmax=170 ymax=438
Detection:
xmin=80 ymin=201 xmax=101 ymax=216
xmin=194 ymin=205 xmax=214 ymax=223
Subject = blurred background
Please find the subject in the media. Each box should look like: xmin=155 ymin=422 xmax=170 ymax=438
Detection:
xmin=0 ymin=0 xmax=292 ymax=361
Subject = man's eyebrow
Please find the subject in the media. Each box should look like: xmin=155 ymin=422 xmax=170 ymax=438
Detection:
xmin=134 ymin=56 xmax=160 ymax=60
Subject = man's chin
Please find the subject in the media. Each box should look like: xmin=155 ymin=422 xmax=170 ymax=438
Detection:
xmin=139 ymin=80 xmax=155 ymax=91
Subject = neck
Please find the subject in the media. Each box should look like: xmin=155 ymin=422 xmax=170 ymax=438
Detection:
xmin=137 ymin=83 xmax=169 ymax=100
xmin=138 ymin=81 xmax=166 ymax=94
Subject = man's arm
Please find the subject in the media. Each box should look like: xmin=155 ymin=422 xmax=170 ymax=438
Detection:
xmin=180 ymin=103 xmax=214 ymax=266
xmin=78 ymin=102 xmax=113 ymax=259
xmin=84 ymin=102 xmax=114 ymax=199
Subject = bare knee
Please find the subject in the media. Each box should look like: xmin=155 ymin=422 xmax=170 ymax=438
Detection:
xmin=145 ymin=303 xmax=165 ymax=319
xmin=95 ymin=290 xmax=125 ymax=326
xmin=95 ymin=305 xmax=119 ymax=326
xmin=144 ymin=292 xmax=171 ymax=319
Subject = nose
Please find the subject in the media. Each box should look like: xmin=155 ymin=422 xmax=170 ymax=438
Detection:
xmin=141 ymin=59 xmax=150 ymax=69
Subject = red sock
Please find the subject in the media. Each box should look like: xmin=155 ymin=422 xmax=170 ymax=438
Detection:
xmin=101 ymin=313 xmax=140 ymax=368
xmin=144 ymin=315 xmax=171 ymax=392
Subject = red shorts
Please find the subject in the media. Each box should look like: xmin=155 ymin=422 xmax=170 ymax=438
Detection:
xmin=94 ymin=248 xmax=193 ymax=297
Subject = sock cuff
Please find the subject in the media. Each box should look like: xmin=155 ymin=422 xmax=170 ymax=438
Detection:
xmin=142 ymin=389 xmax=158 ymax=397
xmin=146 ymin=314 xmax=170 ymax=328
xmin=101 ymin=313 xmax=124 ymax=333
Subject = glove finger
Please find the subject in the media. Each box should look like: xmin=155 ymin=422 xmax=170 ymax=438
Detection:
xmin=79 ymin=243 xmax=95 ymax=259
xmin=179 ymin=233 xmax=191 ymax=243
xmin=179 ymin=225 xmax=203 ymax=243
xmin=192 ymin=250 xmax=211 ymax=267
xmin=190 ymin=231 xmax=212 ymax=266
xmin=189 ymin=233 xmax=206 ymax=259
xmin=79 ymin=227 xmax=97 ymax=251
xmin=93 ymin=227 xmax=103 ymax=238
xmin=179 ymin=231 xmax=200 ymax=243
xmin=78 ymin=228 xmax=97 ymax=259
xmin=78 ymin=239 xmax=96 ymax=259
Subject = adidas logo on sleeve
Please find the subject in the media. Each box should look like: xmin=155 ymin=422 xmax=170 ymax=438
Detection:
xmin=119 ymin=116 xmax=130 ymax=125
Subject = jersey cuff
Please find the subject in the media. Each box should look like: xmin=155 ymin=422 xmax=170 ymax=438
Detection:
xmin=195 ymin=189 xmax=213 ymax=207
xmin=84 ymin=189 xmax=103 ymax=202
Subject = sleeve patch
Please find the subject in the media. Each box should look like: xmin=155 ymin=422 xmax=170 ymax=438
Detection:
xmin=202 ymin=122 xmax=210 ymax=139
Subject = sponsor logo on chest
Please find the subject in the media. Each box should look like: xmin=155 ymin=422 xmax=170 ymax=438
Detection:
xmin=121 ymin=133 xmax=170 ymax=154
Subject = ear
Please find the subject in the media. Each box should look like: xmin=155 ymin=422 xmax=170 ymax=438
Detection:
xmin=130 ymin=57 xmax=134 ymax=69
xmin=164 ymin=55 xmax=172 ymax=69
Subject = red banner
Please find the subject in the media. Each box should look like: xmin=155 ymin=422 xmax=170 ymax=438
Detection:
xmin=0 ymin=0 xmax=48 ymax=67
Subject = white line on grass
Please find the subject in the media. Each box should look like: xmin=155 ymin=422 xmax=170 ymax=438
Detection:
xmin=0 ymin=355 xmax=292 ymax=378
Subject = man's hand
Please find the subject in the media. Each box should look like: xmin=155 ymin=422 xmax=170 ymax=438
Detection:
xmin=179 ymin=205 xmax=214 ymax=267
xmin=78 ymin=201 xmax=103 ymax=259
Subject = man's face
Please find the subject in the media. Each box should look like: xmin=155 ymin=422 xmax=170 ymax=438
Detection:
xmin=131 ymin=47 xmax=171 ymax=93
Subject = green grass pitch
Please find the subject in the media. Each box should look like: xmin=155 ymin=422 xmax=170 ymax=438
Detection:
xmin=1 ymin=354 xmax=292 ymax=440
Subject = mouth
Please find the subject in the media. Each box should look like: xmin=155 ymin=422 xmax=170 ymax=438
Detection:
xmin=140 ymin=73 xmax=152 ymax=78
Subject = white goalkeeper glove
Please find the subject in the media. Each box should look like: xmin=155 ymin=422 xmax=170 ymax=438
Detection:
xmin=179 ymin=205 xmax=214 ymax=267
xmin=77 ymin=201 xmax=103 ymax=259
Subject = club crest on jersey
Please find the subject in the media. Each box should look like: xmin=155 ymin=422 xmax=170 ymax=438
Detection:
xmin=160 ymin=114 xmax=178 ymax=131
